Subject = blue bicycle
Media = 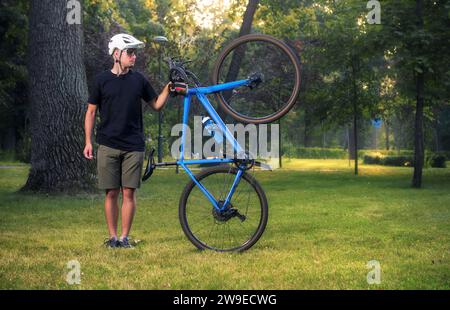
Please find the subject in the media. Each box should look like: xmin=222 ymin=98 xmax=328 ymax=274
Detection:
xmin=143 ymin=34 xmax=301 ymax=252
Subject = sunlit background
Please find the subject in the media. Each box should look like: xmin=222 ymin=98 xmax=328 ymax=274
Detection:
xmin=194 ymin=0 xmax=233 ymax=29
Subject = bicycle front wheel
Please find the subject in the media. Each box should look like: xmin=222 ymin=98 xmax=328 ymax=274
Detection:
xmin=179 ymin=166 xmax=268 ymax=252
xmin=212 ymin=34 xmax=301 ymax=124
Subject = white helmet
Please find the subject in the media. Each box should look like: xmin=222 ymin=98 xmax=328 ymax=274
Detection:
xmin=108 ymin=33 xmax=145 ymax=55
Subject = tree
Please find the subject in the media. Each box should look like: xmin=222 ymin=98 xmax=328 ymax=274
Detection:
xmin=0 ymin=0 xmax=29 ymax=160
xmin=23 ymin=0 xmax=95 ymax=193
xmin=379 ymin=0 xmax=450 ymax=187
xmin=412 ymin=0 xmax=426 ymax=188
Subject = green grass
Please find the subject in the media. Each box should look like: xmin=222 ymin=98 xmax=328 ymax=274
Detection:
xmin=0 ymin=160 xmax=449 ymax=289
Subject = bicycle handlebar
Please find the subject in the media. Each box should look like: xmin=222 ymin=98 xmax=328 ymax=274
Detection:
xmin=165 ymin=57 xmax=200 ymax=87
xmin=164 ymin=57 xmax=261 ymax=89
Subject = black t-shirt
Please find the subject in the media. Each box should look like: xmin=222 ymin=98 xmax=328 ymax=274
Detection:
xmin=88 ymin=70 xmax=157 ymax=152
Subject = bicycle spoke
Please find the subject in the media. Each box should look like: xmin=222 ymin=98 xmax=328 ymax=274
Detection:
xmin=213 ymin=34 xmax=301 ymax=123
xmin=180 ymin=167 xmax=268 ymax=252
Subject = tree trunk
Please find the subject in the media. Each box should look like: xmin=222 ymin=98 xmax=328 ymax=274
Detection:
xmin=219 ymin=0 xmax=259 ymax=119
xmin=220 ymin=0 xmax=259 ymax=85
xmin=304 ymin=107 xmax=312 ymax=147
xmin=412 ymin=72 xmax=425 ymax=188
xmin=348 ymin=124 xmax=355 ymax=159
xmin=353 ymin=107 xmax=358 ymax=175
xmin=23 ymin=0 xmax=95 ymax=193
xmin=412 ymin=0 xmax=425 ymax=188
xmin=351 ymin=55 xmax=359 ymax=175
xmin=239 ymin=0 xmax=259 ymax=37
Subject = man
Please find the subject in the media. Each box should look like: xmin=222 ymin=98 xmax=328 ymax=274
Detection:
xmin=83 ymin=34 xmax=185 ymax=248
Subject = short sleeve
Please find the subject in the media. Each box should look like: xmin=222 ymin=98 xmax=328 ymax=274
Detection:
xmin=88 ymin=77 xmax=101 ymax=105
xmin=142 ymin=78 xmax=158 ymax=103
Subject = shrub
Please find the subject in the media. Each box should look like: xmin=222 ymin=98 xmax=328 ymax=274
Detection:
xmin=358 ymin=149 xmax=414 ymax=159
xmin=428 ymin=155 xmax=447 ymax=168
xmin=363 ymin=154 xmax=381 ymax=164
xmin=283 ymin=146 xmax=348 ymax=159
xmin=381 ymin=156 xmax=414 ymax=167
xmin=363 ymin=153 xmax=414 ymax=167
xmin=364 ymin=153 xmax=448 ymax=168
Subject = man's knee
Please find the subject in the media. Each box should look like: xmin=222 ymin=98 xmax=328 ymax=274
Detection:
xmin=106 ymin=188 xmax=120 ymax=200
xmin=122 ymin=187 xmax=136 ymax=201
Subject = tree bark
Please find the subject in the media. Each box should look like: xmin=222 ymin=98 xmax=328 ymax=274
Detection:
xmin=412 ymin=0 xmax=425 ymax=188
xmin=22 ymin=0 xmax=95 ymax=193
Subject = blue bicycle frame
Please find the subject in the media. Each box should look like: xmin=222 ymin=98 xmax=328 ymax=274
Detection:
xmin=175 ymin=78 xmax=253 ymax=212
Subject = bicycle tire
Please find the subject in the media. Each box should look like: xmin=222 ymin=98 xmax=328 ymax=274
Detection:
xmin=212 ymin=34 xmax=301 ymax=124
xmin=179 ymin=166 xmax=268 ymax=252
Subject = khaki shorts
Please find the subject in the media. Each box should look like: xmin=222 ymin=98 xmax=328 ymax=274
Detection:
xmin=97 ymin=144 xmax=145 ymax=189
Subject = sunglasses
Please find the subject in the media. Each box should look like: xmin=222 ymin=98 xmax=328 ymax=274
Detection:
xmin=125 ymin=49 xmax=137 ymax=56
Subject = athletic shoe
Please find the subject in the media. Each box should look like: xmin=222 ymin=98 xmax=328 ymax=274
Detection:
xmin=104 ymin=237 xmax=119 ymax=248
xmin=119 ymin=237 xmax=134 ymax=248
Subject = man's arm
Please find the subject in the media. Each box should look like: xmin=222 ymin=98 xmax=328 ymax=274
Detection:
xmin=149 ymin=83 xmax=171 ymax=111
xmin=83 ymin=103 xmax=97 ymax=160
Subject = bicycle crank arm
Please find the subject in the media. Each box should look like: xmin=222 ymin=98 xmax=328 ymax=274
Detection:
xmin=154 ymin=162 xmax=178 ymax=167
xmin=254 ymin=161 xmax=272 ymax=171
xmin=235 ymin=211 xmax=246 ymax=222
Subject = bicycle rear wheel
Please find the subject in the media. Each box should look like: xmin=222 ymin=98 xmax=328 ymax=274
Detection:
xmin=179 ymin=166 xmax=268 ymax=252
xmin=212 ymin=34 xmax=301 ymax=124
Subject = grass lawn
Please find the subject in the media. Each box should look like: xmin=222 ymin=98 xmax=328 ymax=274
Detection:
xmin=0 ymin=159 xmax=449 ymax=289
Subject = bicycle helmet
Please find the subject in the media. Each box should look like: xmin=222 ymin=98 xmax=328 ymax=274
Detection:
xmin=108 ymin=33 xmax=145 ymax=55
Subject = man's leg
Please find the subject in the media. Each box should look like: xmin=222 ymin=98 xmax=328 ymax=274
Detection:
xmin=105 ymin=188 xmax=120 ymax=239
xmin=120 ymin=150 xmax=144 ymax=240
xmin=121 ymin=187 xmax=136 ymax=239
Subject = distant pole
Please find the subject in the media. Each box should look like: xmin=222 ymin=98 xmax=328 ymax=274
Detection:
xmin=348 ymin=126 xmax=351 ymax=167
xmin=353 ymin=103 xmax=358 ymax=175
xmin=374 ymin=126 xmax=377 ymax=149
